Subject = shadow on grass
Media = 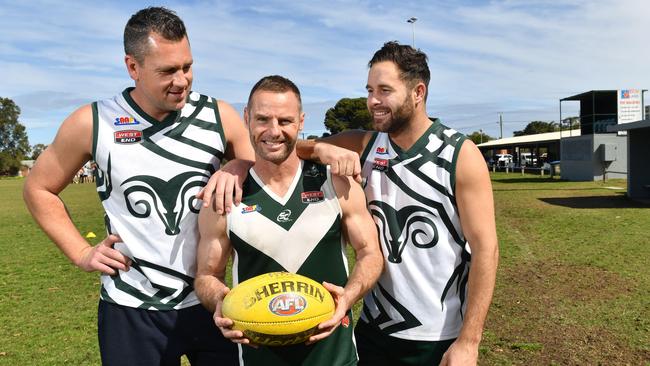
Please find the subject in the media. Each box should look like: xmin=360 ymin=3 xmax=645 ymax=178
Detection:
xmin=491 ymin=177 xmax=566 ymax=184
xmin=539 ymin=195 xmax=650 ymax=209
xmin=494 ymin=187 xmax=605 ymax=192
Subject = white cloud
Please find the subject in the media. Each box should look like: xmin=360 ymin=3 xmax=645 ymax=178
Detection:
xmin=3 ymin=0 xmax=649 ymax=144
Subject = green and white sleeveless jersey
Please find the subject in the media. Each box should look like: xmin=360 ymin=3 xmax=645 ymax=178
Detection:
xmin=227 ymin=160 xmax=357 ymax=366
xmin=92 ymin=87 xmax=225 ymax=310
xmin=358 ymin=119 xmax=471 ymax=341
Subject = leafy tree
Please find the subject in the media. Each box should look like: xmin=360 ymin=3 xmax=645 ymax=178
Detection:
xmin=324 ymin=97 xmax=371 ymax=134
xmin=0 ymin=98 xmax=30 ymax=175
xmin=562 ymin=116 xmax=580 ymax=130
xmin=466 ymin=130 xmax=493 ymax=145
xmin=31 ymin=143 xmax=48 ymax=160
xmin=513 ymin=121 xmax=559 ymax=136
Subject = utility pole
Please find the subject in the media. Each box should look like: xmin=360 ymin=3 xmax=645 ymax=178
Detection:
xmin=407 ymin=17 xmax=418 ymax=48
xmin=498 ymin=113 xmax=503 ymax=139
xmin=479 ymin=129 xmax=483 ymax=144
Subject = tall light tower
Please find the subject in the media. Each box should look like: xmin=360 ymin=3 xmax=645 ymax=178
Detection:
xmin=407 ymin=17 xmax=418 ymax=48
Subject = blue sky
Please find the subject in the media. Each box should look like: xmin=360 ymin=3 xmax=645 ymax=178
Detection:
xmin=2 ymin=0 xmax=649 ymax=145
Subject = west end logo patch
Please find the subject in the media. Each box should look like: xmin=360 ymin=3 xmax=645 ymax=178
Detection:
xmin=114 ymin=116 xmax=140 ymax=126
xmin=373 ymin=157 xmax=389 ymax=172
xmin=114 ymin=130 xmax=142 ymax=144
xmin=242 ymin=204 xmax=262 ymax=214
xmin=301 ymin=191 xmax=324 ymax=203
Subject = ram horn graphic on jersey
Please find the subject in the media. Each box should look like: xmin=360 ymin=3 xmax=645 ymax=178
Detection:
xmin=96 ymin=154 xmax=113 ymax=201
xmin=122 ymin=171 xmax=208 ymax=235
xmin=103 ymin=256 xmax=195 ymax=310
xmin=368 ymin=200 xmax=439 ymax=263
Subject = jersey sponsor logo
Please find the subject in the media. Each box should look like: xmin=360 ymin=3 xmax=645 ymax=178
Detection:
xmin=276 ymin=209 xmax=292 ymax=222
xmin=301 ymin=191 xmax=324 ymax=203
xmin=242 ymin=204 xmax=262 ymax=214
xmin=114 ymin=130 xmax=142 ymax=144
xmin=376 ymin=146 xmax=389 ymax=155
xmin=268 ymin=293 xmax=306 ymax=316
xmin=373 ymin=158 xmax=389 ymax=172
xmin=114 ymin=116 xmax=140 ymax=126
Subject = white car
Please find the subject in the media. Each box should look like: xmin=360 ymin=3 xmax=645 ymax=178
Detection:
xmin=495 ymin=154 xmax=513 ymax=165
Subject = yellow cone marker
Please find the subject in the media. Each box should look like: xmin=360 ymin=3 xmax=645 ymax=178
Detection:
xmin=85 ymin=232 xmax=97 ymax=238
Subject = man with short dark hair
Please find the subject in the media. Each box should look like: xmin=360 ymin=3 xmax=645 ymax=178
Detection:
xmin=310 ymin=41 xmax=499 ymax=366
xmin=195 ymin=75 xmax=383 ymax=366
xmin=23 ymin=7 xmax=253 ymax=365
xmin=202 ymin=41 xmax=499 ymax=366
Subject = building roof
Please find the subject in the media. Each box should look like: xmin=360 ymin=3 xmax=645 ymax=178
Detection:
xmin=477 ymin=129 xmax=581 ymax=148
xmin=560 ymin=90 xmax=615 ymax=102
xmin=607 ymin=119 xmax=650 ymax=132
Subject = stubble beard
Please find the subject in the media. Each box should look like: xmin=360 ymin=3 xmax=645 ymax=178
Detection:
xmin=374 ymin=95 xmax=415 ymax=135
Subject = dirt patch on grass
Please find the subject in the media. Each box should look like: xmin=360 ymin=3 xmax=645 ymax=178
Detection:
xmin=481 ymin=261 xmax=650 ymax=365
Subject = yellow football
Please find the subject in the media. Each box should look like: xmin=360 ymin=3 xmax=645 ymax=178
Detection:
xmin=222 ymin=272 xmax=335 ymax=346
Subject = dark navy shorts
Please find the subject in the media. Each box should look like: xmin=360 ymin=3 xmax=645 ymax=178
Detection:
xmin=98 ymin=300 xmax=237 ymax=366
xmin=355 ymin=320 xmax=455 ymax=366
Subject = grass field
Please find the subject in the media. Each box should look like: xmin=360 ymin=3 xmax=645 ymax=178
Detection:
xmin=1 ymin=174 xmax=648 ymax=365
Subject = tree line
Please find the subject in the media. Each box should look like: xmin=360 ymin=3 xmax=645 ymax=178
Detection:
xmin=0 ymin=98 xmax=47 ymax=176
xmin=1 ymin=94 xmax=578 ymax=175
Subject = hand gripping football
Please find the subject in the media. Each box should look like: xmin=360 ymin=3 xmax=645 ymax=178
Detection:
xmin=222 ymin=272 xmax=335 ymax=346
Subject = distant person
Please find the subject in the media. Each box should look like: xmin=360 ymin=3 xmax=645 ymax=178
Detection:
xmin=194 ymin=75 xmax=383 ymax=366
xmin=23 ymin=6 xmax=255 ymax=365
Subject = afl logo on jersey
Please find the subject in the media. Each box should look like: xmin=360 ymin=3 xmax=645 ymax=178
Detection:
xmin=114 ymin=116 xmax=140 ymax=126
xmin=269 ymin=294 xmax=306 ymax=316
xmin=114 ymin=130 xmax=142 ymax=144
xmin=242 ymin=204 xmax=262 ymax=214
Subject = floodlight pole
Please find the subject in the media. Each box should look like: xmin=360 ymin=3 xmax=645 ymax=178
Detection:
xmin=407 ymin=17 xmax=418 ymax=48
xmin=498 ymin=112 xmax=503 ymax=139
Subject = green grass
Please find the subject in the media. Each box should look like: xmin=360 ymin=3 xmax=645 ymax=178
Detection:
xmin=1 ymin=174 xmax=649 ymax=365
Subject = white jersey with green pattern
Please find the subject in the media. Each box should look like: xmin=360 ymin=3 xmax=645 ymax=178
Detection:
xmin=92 ymin=88 xmax=225 ymax=310
xmin=227 ymin=160 xmax=357 ymax=366
xmin=358 ymin=119 xmax=471 ymax=341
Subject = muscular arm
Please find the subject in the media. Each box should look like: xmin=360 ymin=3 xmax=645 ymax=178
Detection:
xmin=194 ymin=203 xmax=231 ymax=312
xmin=218 ymin=100 xmax=255 ymax=162
xmin=195 ymin=201 xmax=253 ymax=344
xmin=441 ymin=141 xmax=499 ymax=365
xmin=310 ymin=174 xmax=383 ymax=342
xmin=23 ymin=105 xmax=130 ymax=274
xmin=295 ymin=129 xmax=372 ymax=162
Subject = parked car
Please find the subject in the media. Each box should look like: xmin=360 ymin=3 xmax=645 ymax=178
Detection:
xmin=520 ymin=152 xmax=538 ymax=166
xmin=495 ymin=154 xmax=513 ymax=166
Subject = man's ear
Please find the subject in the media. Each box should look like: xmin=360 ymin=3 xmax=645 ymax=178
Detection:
xmin=243 ymin=107 xmax=250 ymax=128
xmin=413 ymin=82 xmax=426 ymax=105
xmin=299 ymin=112 xmax=305 ymax=131
xmin=125 ymin=55 xmax=139 ymax=82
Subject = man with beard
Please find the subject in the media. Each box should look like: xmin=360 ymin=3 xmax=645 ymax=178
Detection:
xmin=194 ymin=75 xmax=383 ymax=366
xmin=308 ymin=41 xmax=499 ymax=366
xmin=201 ymin=42 xmax=498 ymax=365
